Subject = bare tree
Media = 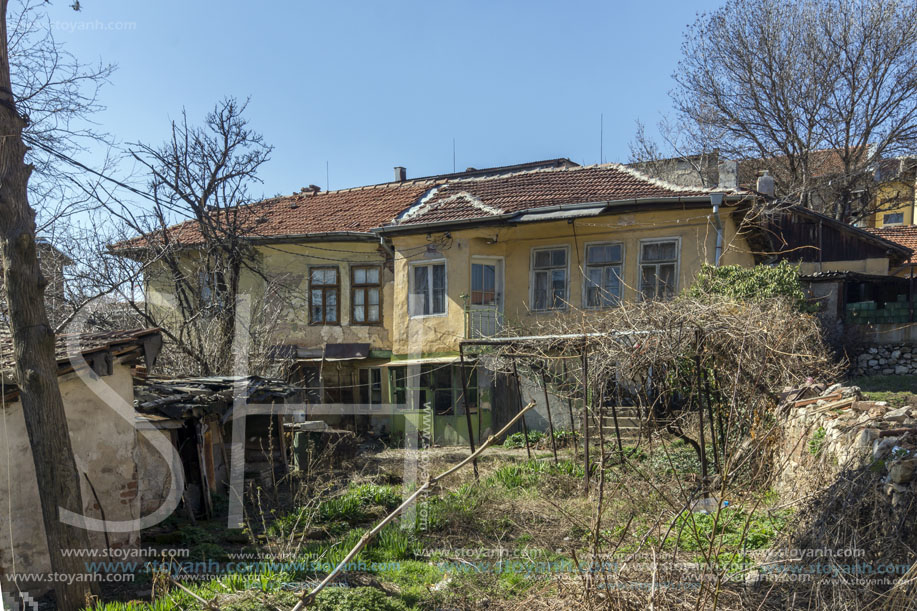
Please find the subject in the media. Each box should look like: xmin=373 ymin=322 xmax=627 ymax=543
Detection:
xmin=106 ymin=97 xmax=275 ymax=375
xmin=0 ymin=0 xmax=97 ymax=607
xmin=8 ymin=0 xmax=115 ymax=230
xmin=663 ymin=0 xmax=917 ymax=221
xmin=627 ymin=117 xmax=723 ymax=188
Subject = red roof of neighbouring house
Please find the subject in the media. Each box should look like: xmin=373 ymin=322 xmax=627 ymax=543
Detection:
xmin=866 ymin=225 xmax=917 ymax=264
xmin=390 ymin=163 xmax=739 ymax=227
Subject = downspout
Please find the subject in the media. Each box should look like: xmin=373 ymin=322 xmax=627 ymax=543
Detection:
xmin=710 ymin=193 xmax=724 ymax=267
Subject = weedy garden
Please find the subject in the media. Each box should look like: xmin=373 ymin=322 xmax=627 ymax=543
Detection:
xmin=85 ymin=265 xmax=917 ymax=610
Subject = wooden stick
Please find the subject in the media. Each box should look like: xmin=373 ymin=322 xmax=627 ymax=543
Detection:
xmin=290 ymin=400 xmax=539 ymax=610
xmin=458 ymin=345 xmax=479 ymax=479
xmin=541 ymin=371 xmax=558 ymax=464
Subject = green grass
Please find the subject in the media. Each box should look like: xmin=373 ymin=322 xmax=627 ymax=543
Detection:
xmin=849 ymin=375 xmax=917 ymax=403
xmin=672 ymin=507 xmax=792 ymax=553
xmin=502 ymin=430 xmax=545 ymax=448
xmin=488 ymin=459 xmax=584 ymax=490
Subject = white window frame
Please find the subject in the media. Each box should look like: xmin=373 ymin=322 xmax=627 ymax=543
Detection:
xmin=408 ymin=260 xmax=448 ymax=318
xmin=530 ymin=245 xmax=570 ymax=312
xmin=638 ymin=237 xmax=681 ymax=301
xmin=582 ymin=241 xmax=625 ymax=309
xmin=469 ymin=255 xmax=505 ymax=309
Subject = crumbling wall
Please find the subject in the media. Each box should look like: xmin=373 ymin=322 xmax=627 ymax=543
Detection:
xmin=776 ymin=385 xmax=917 ymax=504
xmin=137 ymin=427 xmax=176 ymax=516
xmin=0 ymin=363 xmax=140 ymax=590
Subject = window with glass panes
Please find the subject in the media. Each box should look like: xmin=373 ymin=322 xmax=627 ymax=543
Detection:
xmin=410 ymin=262 xmax=446 ymax=316
xmin=351 ymin=266 xmax=381 ymax=324
xmin=309 ymin=267 xmax=339 ymax=324
xmin=531 ymin=247 xmax=568 ymax=311
xmin=639 ymin=239 xmax=678 ymax=300
xmin=584 ymin=243 xmax=623 ymax=307
xmin=359 ymin=368 xmax=383 ymax=406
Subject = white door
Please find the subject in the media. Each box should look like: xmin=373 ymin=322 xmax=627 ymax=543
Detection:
xmin=469 ymin=257 xmax=504 ymax=337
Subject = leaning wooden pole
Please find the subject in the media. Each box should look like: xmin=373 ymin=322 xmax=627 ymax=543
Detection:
xmin=458 ymin=345 xmax=479 ymax=480
xmin=291 ymin=400 xmax=539 ymax=610
xmin=511 ymin=357 xmax=532 ymax=460
xmin=540 ymin=371 xmax=558 ymax=464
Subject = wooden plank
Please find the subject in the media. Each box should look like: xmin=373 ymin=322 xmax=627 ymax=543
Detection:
xmin=794 ymin=392 xmax=842 ymax=408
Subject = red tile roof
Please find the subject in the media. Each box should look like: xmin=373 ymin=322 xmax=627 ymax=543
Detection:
xmin=117 ymin=181 xmax=437 ymax=250
xmin=393 ymin=163 xmax=733 ymax=226
xmin=866 ymin=225 xmax=917 ymax=264
xmin=117 ymin=161 xmax=743 ymax=250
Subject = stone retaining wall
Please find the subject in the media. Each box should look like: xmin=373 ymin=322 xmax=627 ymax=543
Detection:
xmin=851 ymin=344 xmax=917 ymax=376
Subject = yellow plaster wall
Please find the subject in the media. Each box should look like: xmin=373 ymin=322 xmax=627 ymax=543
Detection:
xmin=143 ymin=240 xmax=394 ymax=352
xmin=868 ymin=180 xmax=916 ymax=228
xmin=390 ymin=209 xmax=755 ymax=357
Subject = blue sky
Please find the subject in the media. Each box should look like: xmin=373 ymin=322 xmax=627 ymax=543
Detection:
xmin=46 ymin=0 xmax=723 ymax=199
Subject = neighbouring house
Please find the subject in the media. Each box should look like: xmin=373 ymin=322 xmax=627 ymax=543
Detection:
xmin=862 ymin=157 xmax=917 ymax=229
xmin=119 ymin=159 xmax=913 ymax=445
xmin=0 ymin=327 xmax=162 ymax=593
xmin=0 ymin=239 xmax=72 ymax=321
xmin=630 ymin=149 xmax=917 ymax=228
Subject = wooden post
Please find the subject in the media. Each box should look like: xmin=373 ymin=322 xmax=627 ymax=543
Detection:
xmin=562 ymin=359 xmax=579 ymax=459
xmin=541 ymin=370 xmax=558 ymax=464
xmin=608 ymin=379 xmax=625 ymax=464
xmin=701 ymin=366 xmax=720 ymax=474
xmin=694 ymin=350 xmax=709 ymax=481
xmin=458 ymin=345 xmax=479 ymax=480
xmin=582 ymin=344 xmax=590 ymax=493
xmin=511 ymin=357 xmax=532 ymax=460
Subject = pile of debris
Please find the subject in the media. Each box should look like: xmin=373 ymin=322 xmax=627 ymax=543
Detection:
xmin=778 ymin=382 xmax=917 ymax=503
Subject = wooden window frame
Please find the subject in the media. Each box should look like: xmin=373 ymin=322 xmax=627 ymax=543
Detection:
xmin=582 ymin=241 xmax=624 ymax=309
xmin=351 ymin=265 xmax=383 ymax=325
xmin=309 ymin=266 xmax=340 ymax=325
xmin=638 ymin=238 xmax=680 ymax=301
xmin=530 ymin=245 xmax=570 ymax=312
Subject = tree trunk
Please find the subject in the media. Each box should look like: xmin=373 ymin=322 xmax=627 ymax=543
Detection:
xmin=0 ymin=1 xmax=98 ymax=608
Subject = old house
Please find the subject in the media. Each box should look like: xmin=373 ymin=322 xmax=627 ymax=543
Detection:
xmin=0 ymin=327 xmax=161 ymax=592
xmin=121 ymin=159 xmax=912 ymax=445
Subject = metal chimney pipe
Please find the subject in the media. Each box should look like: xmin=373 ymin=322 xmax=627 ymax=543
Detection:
xmin=394 ymin=166 xmax=406 ymax=182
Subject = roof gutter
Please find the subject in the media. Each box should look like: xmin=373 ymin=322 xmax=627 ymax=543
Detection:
xmin=375 ymin=193 xmax=751 ymax=236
